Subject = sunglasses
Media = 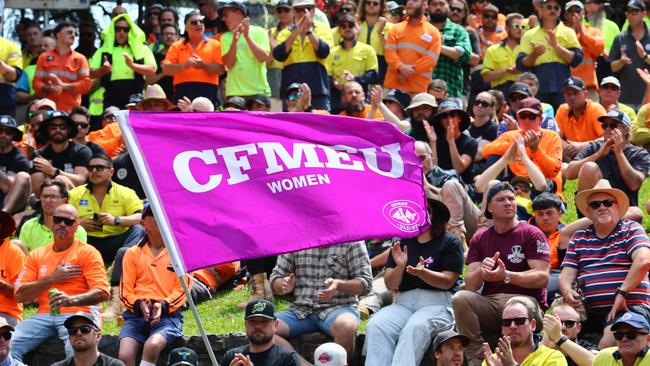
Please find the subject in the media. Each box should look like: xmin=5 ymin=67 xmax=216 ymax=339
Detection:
xmin=514 ymin=184 xmax=530 ymax=192
xmin=294 ymin=7 xmax=314 ymax=12
xmin=567 ymin=6 xmax=582 ymax=13
xmin=601 ymin=122 xmax=621 ymax=130
xmin=29 ymin=110 xmax=54 ymax=118
xmin=501 ymin=317 xmax=529 ymax=327
xmin=190 ymin=19 xmax=204 ymax=25
xmin=544 ymin=5 xmax=561 ymax=11
xmin=438 ymin=110 xmax=460 ymax=120
xmin=53 ymin=216 xmax=76 ymax=226
xmin=601 ymin=84 xmax=619 ymax=91
xmin=450 ymin=6 xmax=465 ymax=13
xmin=340 ymin=23 xmax=355 ymax=29
xmin=48 ymin=124 xmax=69 ymax=131
xmin=517 ymin=112 xmax=538 ymax=121
xmin=614 ymin=331 xmax=648 ymax=341
xmin=67 ymin=325 xmax=96 ymax=336
xmin=0 ymin=128 xmax=15 ymax=135
xmin=88 ymin=165 xmax=111 ymax=172
xmin=509 ymin=24 xmax=524 ymax=29
xmin=66 ymin=29 xmax=78 ymax=36
xmin=287 ymin=92 xmax=302 ymax=101
xmin=76 ymin=122 xmax=90 ymax=129
xmin=0 ymin=332 xmax=11 ymax=341
xmin=340 ymin=7 xmax=354 ymax=12
xmin=277 ymin=6 xmax=291 ymax=13
xmin=483 ymin=13 xmax=497 ymax=19
xmin=475 ymin=100 xmax=493 ymax=108
xmin=366 ymin=1 xmax=380 ymax=5
xmin=587 ymin=199 xmax=615 ymax=209
xmin=561 ymin=320 xmax=578 ymax=329
xmin=627 ymin=9 xmax=641 ymax=15
xmin=390 ymin=9 xmax=402 ymax=15
xmin=115 ymin=26 xmax=130 ymax=33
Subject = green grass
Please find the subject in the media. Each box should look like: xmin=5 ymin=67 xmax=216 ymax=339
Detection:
xmin=25 ymin=178 xmax=650 ymax=336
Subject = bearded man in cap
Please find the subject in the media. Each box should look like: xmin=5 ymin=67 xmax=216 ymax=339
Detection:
xmin=0 ymin=115 xmax=31 ymax=214
xmin=560 ymin=179 xmax=650 ymax=349
xmin=53 ymin=312 xmax=124 ymax=366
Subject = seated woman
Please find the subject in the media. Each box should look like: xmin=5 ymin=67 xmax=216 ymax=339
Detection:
xmin=364 ymin=198 xmax=464 ymax=366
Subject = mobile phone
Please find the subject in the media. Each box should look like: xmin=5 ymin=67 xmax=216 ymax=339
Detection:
xmin=93 ymin=213 xmax=100 ymax=221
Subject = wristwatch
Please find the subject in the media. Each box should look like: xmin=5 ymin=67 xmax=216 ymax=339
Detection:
xmin=503 ymin=270 xmax=511 ymax=284
xmin=114 ymin=216 xmax=122 ymax=226
xmin=615 ymin=288 xmax=628 ymax=298
xmin=305 ymin=30 xmax=313 ymax=36
xmin=556 ymin=335 xmax=569 ymax=347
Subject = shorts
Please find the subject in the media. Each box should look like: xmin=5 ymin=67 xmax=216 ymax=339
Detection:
xmin=119 ymin=311 xmax=184 ymax=344
xmin=276 ymin=306 xmax=359 ymax=338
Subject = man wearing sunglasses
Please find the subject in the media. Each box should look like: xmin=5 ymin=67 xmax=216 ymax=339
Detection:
xmin=560 ymin=179 xmax=650 ymax=349
xmin=598 ymin=77 xmax=636 ymax=125
xmin=482 ymin=13 xmax=524 ymax=95
xmin=70 ymin=106 xmax=107 ymax=157
xmin=542 ymin=304 xmax=598 ymax=366
xmin=565 ymin=109 xmax=649 ymax=222
xmin=12 ymin=204 xmax=109 ymax=362
xmin=593 ymin=312 xmax=650 ymax=366
xmin=0 ymin=317 xmax=24 ymax=366
xmin=53 ymin=312 xmax=124 ymax=366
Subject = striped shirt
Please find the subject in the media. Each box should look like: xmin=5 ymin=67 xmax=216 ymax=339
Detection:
xmin=562 ymin=220 xmax=650 ymax=309
xmin=270 ymin=242 xmax=372 ymax=319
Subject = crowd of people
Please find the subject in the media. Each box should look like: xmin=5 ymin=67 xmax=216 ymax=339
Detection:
xmin=0 ymin=0 xmax=650 ymax=365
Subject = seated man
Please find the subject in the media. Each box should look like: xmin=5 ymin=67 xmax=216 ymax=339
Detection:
xmin=30 ymin=112 xmax=91 ymax=197
xmin=15 ymin=180 xmax=87 ymax=253
xmin=432 ymin=330 xmax=470 ymax=366
xmin=11 ymin=204 xmax=109 ymax=361
xmin=0 ymin=116 xmax=31 ymax=214
xmin=337 ymin=82 xmax=384 ymax=120
xmin=53 ymin=312 xmax=125 ymax=366
xmin=0 ymin=317 xmax=25 ymax=366
xmin=483 ymin=297 xmax=566 ymax=366
xmin=559 ymin=180 xmax=650 ymax=349
xmin=0 ymin=211 xmax=25 ymax=327
xmin=452 ymin=183 xmax=550 ymax=366
xmin=118 ymin=205 xmax=191 ymax=366
xmin=270 ymin=242 xmax=372 ymax=364
xmin=565 ymin=109 xmax=649 ymax=222
xmin=592 ymin=312 xmax=650 ymax=366
xmin=541 ymin=303 xmax=598 ymax=366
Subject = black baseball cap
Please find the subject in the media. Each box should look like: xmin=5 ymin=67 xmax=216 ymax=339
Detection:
xmin=0 ymin=115 xmax=22 ymax=141
xmin=563 ymin=76 xmax=586 ymax=91
xmin=484 ymin=182 xmax=515 ymax=219
xmin=383 ymin=89 xmax=411 ymax=110
xmin=628 ymin=0 xmax=646 ymax=11
xmin=431 ymin=330 xmax=470 ymax=352
xmin=245 ymin=299 xmax=276 ymax=320
xmin=168 ymin=347 xmax=198 ymax=366
xmin=507 ymin=82 xmax=532 ymax=100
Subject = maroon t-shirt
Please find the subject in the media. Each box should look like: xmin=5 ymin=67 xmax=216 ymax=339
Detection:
xmin=466 ymin=222 xmax=550 ymax=308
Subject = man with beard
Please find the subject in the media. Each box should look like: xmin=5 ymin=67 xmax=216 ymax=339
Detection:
xmin=0 ymin=116 xmax=30 ymax=214
xmin=584 ymin=0 xmax=620 ymax=82
xmin=384 ymin=0 xmax=441 ymax=93
xmin=429 ymin=0 xmax=472 ymax=104
xmin=30 ymin=112 xmax=92 ymax=197
xmin=483 ymin=298 xmax=566 ymax=366
xmin=221 ymin=300 xmax=299 ymax=366
xmin=432 ymin=330 xmax=469 ymax=366
xmin=53 ymin=312 xmax=124 ymax=366
xmin=476 ymin=4 xmax=507 ymax=54
xmin=482 ymin=13 xmax=524 ymax=94
xmin=338 ymin=82 xmax=384 ymax=120
xmin=331 ymin=14 xmax=378 ymax=114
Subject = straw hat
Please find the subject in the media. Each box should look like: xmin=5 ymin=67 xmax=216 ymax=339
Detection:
xmin=136 ymin=84 xmax=174 ymax=111
xmin=575 ymin=179 xmax=629 ymax=217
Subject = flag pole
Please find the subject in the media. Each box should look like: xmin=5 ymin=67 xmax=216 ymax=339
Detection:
xmin=116 ymin=111 xmax=220 ymax=366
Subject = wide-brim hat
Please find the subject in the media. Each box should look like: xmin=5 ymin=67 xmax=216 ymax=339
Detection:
xmin=575 ymin=179 xmax=629 ymax=217
xmin=39 ymin=111 xmax=78 ymax=140
xmin=136 ymin=84 xmax=175 ymax=111
xmin=405 ymin=93 xmax=437 ymax=112
xmin=432 ymin=100 xmax=470 ymax=131
xmin=0 ymin=115 xmax=23 ymax=141
xmin=0 ymin=211 xmax=15 ymax=241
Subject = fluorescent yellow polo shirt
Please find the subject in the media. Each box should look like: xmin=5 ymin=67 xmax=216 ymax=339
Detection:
xmin=482 ymin=41 xmax=522 ymax=88
xmin=68 ymin=182 xmax=143 ymax=238
xmin=593 ymin=346 xmax=650 ymax=366
xmin=331 ymin=41 xmax=378 ymax=86
xmin=358 ymin=21 xmax=392 ymax=56
xmin=520 ymin=23 xmax=581 ymax=67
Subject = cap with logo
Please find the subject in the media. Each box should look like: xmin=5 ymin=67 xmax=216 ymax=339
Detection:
xmin=563 ymin=76 xmax=586 ymax=91
xmin=168 ymin=347 xmax=199 ymax=366
xmin=611 ymin=311 xmax=650 ymax=332
xmin=628 ymin=0 xmax=646 ymax=10
xmin=597 ymin=109 xmax=632 ymax=129
xmin=245 ymin=299 xmax=276 ymax=320
xmin=314 ymin=342 xmax=347 ymax=366
xmin=383 ymin=89 xmax=411 ymax=110
xmin=600 ymin=76 xmax=621 ymax=88
xmin=517 ymin=97 xmax=543 ymax=115
xmin=0 ymin=115 xmax=23 ymax=141
xmin=39 ymin=111 xmax=78 ymax=140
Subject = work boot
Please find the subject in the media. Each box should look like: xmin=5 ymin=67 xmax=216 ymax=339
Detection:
xmin=102 ymin=286 xmax=122 ymax=320
xmin=237 ymin=272 xmax=273 ymax=309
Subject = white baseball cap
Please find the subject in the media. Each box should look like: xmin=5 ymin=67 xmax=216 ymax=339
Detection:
xmin=314 ymin=343 xmax=347 ymax=366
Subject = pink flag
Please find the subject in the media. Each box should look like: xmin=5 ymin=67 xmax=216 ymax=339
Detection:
xmin=127 ymin=111 xmax=429 ymax=271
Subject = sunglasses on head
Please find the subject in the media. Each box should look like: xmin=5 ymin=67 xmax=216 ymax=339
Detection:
xmin=287 ymin=92 xmax=302 ymax=101
xmin=450 ymin=6 xmax=465 ymax=13
xmin=601 ymin=122 xmax=621 ymax=129
xmin=561 ymin=320 xmax=578 ymax=328
xmin=190 ymin=19 xmax=204 ymax=25
xmin=88 ymin=165 xmax=110 ymax=172
xmin=544 ymin=4 xmax=561 ymax=11
xmin=501 ymin=317 xmax=529 ymax=327
xmin=475 ymin=100 xmax=493 ymax=108
xmin=29 ymin=110 xmax=54 ymax=119
xmin=0 ymin=332 xmax=11 ymax=341
xmin=517 ymin=112 xmax=538 ymax=121
xmin=67 ymin=325 xmax=96 ymax=336
xmin=439 ymin=110 xmax=460 ymax=120
xmin=483 ymin=13 xmax=497 ymax=19
xmin=115 ymin=26 xmax=130 ymax=33
xmin=587 ymin=199 xmax=615 ymax=209
xmin=53 ymin=216 xmax=76 ymax=226
xmin=613 ymin=331 xmax=648 ymax=341
xmin=277 ymin=6 xmax=291 ymax=13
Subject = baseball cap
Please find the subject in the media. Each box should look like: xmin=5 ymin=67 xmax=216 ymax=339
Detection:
xmin=484 ymin=182 xmax=515 ymax=219
xmin=383 ymin=89 xmax=411 ymax=110
xmin=219 ymin=0 xmax=248 ymax=15
xmin=0 ymin=115 xmax=22 ymax=141
xmin=483 ymin=4 xmax=498 ymax=13
xmin=431 ymin=330 xmax=470 ymax=352
xmin=628 ymin=0 xmax=646 ymax=10
xmin=63 ymin=311 xmax=99 ymax=330
xmin=314 ymin=342 xmax=347 ymax=366
xmin=245 ymin=299 xmax=276 ymax=320
xmin=0 ymin=317 xmax=13 ymax=332
xmin=597 ymin=109 xmax=632 ymax=128
xmin=33 ymin=98 xmax=57 ymax=111
xmin=600 ymin=76 xmax=621 ymax=88
xmin=611 ymin=312 xmax=650 ymax=332
xmin=287 ymin=82 xmax=302 ymax=93
xmin=563 ymin=76 xmax=586 ymax=91
xmin=293 ymin=0 xmax=315 ymax=7
xmin=510 ymin=176 xmax=531 ymax=188
xmin=168 ymin=347 xmax=198 ymax=366
xmin=224 ymin=96 xmax=247 ymax=110
xmin=517 ymin=97 xmax=543 ymax=115
xmin=338 ymin=14 xmax=356 ymax=26
xmin=247 ymin=94 xmax=271 ymax=108
xmin=385 ymin=1 xmax=400 ymax=10
xmin=507 ymin=82 xmax=532 ymax=99
xmin=565 ymin=0 xmax=584 ymax=11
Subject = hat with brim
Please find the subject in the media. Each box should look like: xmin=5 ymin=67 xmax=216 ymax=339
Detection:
xmin=432 ymin=100 xmax=470 ymax=131
xmin=611 ymin=311 xmax=650 ymax=332
xmin=224 ymin=96 xmax=247 ymax=110
xmin=136 ymin=84 xmax=175 ymax=111
xmin=39 ymin=111 xmax=78 ymax=140
xmin=338 ymin=14 xmax=356 ymax=26
xmin=483 ymin=4 xmax=499 ymax=13
xmin=247 ymin=94 xmax=271 ymax=108
xmin=565 ymin=0 xmax=584 ymax=11
xmin=431 ymin=330 xmax=470 ymax=352
xmin=286 ymin=82 xmax=302 ymax=94
xmin=0 ymin=115 xmax=23 ymax=141
xmin=293 ymin=0 xmax=315 ymax=7
xmin=218 ymin=1 xmax=248 ymax=16
xmin=0 ymin=317 xmax=14 ymax=332
xmin=63 ymin=311 xmax=99 ymax=330
xmin=597 ymin=109 xmax=631 ymax=128
xmin=0 ymin=211 xmax=15 ymax=241
xmin=511 ymin=176 xmax=531 ymax=187
xmin=383 ymin=89 xmax=411 ymax=110
xmin=405 ymin=93 xmax=437 ymax=112
xmin=33 ymin=98 xmax=57 ymax=111
xmin=628 ymin=0 xmax=646 ymax=11
xmin=575 ymin=179 xmax=629 ymax=217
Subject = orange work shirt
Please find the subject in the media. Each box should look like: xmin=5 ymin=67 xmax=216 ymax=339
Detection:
xmin=87 ymin=122 xmax=123 ymax=158
xmin=163 ymin=38 xmax=223 ymax=86
xmin=384 ymin=17 xmax=441 ymax=93
xmin=338 ymin=105 xmax=386 ymax=120
xmin=33 ymin=49 xmax=92 ymax=113
xmin=556 ymin=99 xmax=606 ymax=142
xmin=192 ymin=262 xmax=239 ymax=291
xmin=15 ymin=239 xmax=108 ymax=315
xmin=0 ymin=240 xmax=25 ymax=320
xmin=571 ymin=25 xmax=604 ymax=89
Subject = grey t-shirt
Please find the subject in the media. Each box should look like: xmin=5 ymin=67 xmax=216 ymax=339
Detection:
xmin=51 ymin=353 xmax=125 ymax=366
xmin=609 ymin=26 xmax=650 ymax=107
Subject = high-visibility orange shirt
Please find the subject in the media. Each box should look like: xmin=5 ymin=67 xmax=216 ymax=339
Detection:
xmin=571 ymin=25 xmax=604 ymax=89
xmin=468 ymin=12 xmax=506 ymax=32
xmin=15 ymin=239 xmax=108 ymax=315
xmin=87 ymin=122 xmax=123 ymax=158
xmin=479 ymin=28 xmax=507 ymax=56
xmin=384 ymin=17 xmax=441 ymax=93
xmin=338 ymin=105 xmax=385 ymax=120
xmin=0 ymin=240 xmax=25 ymax=320
xmin=482 ymin=129 xmax=563 ymax=192
xmin=33 ymin=49 xmax=92 ymax=113
xmin=120 ymin=242 xmax=190 ymax=314
xmin=163 ymin=38 xmax=223 ymax=86
xmin=556 ymin=99 xmax=606 ymax=142
xmin=192 ymin=262 xmax=239 ymax=290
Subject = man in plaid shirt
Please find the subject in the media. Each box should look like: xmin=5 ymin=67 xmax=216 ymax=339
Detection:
xmin=270 ymin=242 xmax=372 ymax=364
xmin=429 ymin=0 xmax=472 ymax=102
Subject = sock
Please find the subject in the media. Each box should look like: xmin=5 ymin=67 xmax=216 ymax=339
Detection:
xmin=139 ymin=361 xmax=156 ymax=366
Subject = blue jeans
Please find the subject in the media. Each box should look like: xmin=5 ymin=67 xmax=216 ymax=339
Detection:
xmin=11 ymin=313 xmax=77 ymax=361
xmin=277 ymin=306 xmax=359 ymax=338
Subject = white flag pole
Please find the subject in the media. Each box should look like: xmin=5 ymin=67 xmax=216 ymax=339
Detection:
xmin=116 ymin=111 xmax=220 ymax=366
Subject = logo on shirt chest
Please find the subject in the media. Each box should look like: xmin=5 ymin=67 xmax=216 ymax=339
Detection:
xmin=508 ymin=245 xmax=525 ymax=264
xmin=64 ymin=163 xmax=73 ymax=173
xmin=79 ymin=200 xmax=89 ymax=206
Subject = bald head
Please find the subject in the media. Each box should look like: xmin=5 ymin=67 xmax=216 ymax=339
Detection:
xmin=54 ymin=204 xmax=79 ymax=220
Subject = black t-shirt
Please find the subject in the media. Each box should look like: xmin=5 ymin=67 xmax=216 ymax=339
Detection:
xmin=0 ymin=147 xmax=30 ymax=173
xmin=221 ymin=344 xmax=300 ymax=366
xmin=154 ymin=52 xmax=174 ymax=103
xmin=112 ymin=152 xmax=145 ymax=199
xmin=468 ymin=120 xmax=498 ymax=142
xmin=386 ymin=233 xmax=464 ymax=292
xmin=31 ymin=142 xmax=92 ymax=173
xmin=435 ymin=132 xmax=478 ymax=185
xmin=51 ymin=353 xmax=125 ymax=366
xmin=574 ymin=141 xmax=650 ymax=206
xmin=86 ymin=141 xmax=107 ymax=157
